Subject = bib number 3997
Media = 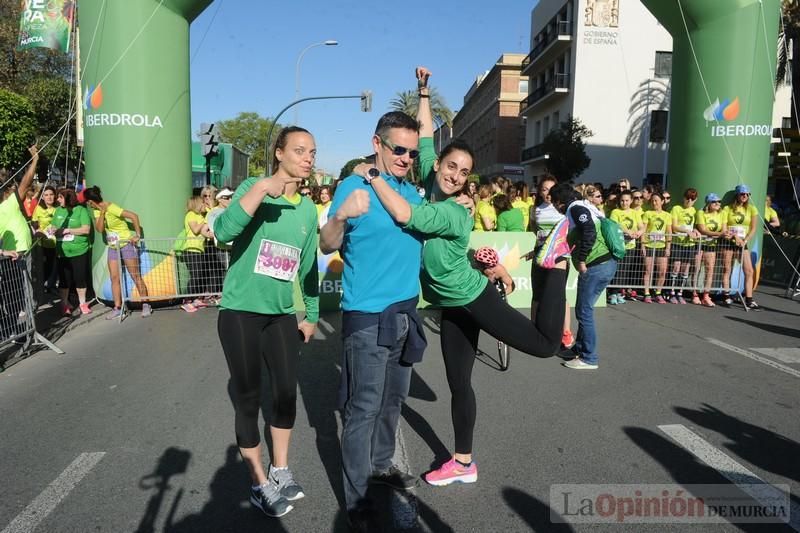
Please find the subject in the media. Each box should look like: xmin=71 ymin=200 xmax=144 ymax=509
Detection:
xmin=254 ymin=239 xmax=301 ymax=281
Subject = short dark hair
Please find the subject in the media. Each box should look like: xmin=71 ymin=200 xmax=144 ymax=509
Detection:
xmin=83 ymin=185 xmax=103 ymax=203
xmin=374 ymin=111 xmax=419 ymax=138
xmin=549 ymin=182 xmax=581 ymax=210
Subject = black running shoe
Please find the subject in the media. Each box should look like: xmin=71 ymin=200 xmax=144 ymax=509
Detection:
xmin=270 ymin=466 xmax=305 ymax=501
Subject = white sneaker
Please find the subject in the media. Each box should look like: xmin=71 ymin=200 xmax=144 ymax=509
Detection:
xmin=562 ymin=358 xmax=598 ymax=370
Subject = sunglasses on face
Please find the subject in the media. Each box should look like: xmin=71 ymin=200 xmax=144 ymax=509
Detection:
xmin=633 ymin=196 xmax=643 ymax=200
xmin=739 ymin=192 xmax=751 ymax=197
xmin=663 ymin=196 xmax=671 ymax=201
xmin=380 ymin=137 xmax=419 ymax=159
xmin=202 ymin=194 xmax=212 ymax=198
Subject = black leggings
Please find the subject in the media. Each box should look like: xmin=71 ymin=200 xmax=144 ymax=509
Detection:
xmin=441 ymin=268 xmax=567 ymax=454
xmin=217 ymin=309 xmax=300 ymax=448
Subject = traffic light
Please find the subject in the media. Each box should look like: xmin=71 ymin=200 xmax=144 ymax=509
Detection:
xmin=200 ymin=122 xmax=220 ymax=157
xmin=360 ymin=91 xmax=372 ymax=113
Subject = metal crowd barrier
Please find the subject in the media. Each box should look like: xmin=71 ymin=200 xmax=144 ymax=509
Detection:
xmin=0 ymin=253 xmax=63 ymax=366
xmin=607 ymin=232 xmax=750 ymax=301
xmin=114 ymin=237 xmax=230 ymax=318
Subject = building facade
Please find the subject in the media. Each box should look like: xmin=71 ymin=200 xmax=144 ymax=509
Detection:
xmin=520 ymin=0 xmax=791 ymax=188
xmin=452 ymin=53 xmax=529 ymax=180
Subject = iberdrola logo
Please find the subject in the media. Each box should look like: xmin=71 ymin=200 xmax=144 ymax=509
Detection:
xmin=84 ymin=84 xmax=103 ymax=110
xmin=703 ymin=97 xmax=740 ymax=122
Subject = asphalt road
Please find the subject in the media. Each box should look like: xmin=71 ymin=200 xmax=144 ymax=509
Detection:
xmin=0 ymin=286 xmax=798 ymax=532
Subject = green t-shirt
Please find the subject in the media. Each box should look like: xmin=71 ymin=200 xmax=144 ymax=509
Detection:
xmin=695 ymin=210 xmax=724 ymax=247
xmin=214 ymin=177 xmax=319 ymax=322
xmin=405 ymin=197 xmax=488 ymax=307
xmin=671 ymin=204 xmax=697 ymax=246
xmin=0 ymin=194 xmax=33 ymax=252
xmin=496 ymin=208 xmax=525 ymax=232
xmin=642 ymin=210 xmax=672 ymax=249
xmin=610 ymin=208 xmax=643 ymax=250
xmin=51 ymin=205 xmax=91 ymax=258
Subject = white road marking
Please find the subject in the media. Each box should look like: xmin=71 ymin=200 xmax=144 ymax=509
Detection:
xmin=1 ymin=452 xmax=106 ymax=533
xmin=705 ymin=338 xmax=800 ymax=379
xmin=659 ymin=425 xmax=800 ymax=531
xmin=751 ymin=347 xmax=800 ymax=364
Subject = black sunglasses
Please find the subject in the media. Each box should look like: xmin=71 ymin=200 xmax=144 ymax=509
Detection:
xmin=380 ymin=137 xmax=419 ymax=159
xmin=633 ymin=195 xmax=643 ymax=199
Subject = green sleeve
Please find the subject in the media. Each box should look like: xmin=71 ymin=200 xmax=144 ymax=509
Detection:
xmin=405 ymin=201 xmax=466 ymax=238
xmin=298 ymin=204 xmax=320 ymax=323
xmin=78 ymin=206 xmax=91 ymax=226
xmin=418 ymin=137 xmax=437 ymax=196
xmin=213 ymin=178 xmax=255 ymax=243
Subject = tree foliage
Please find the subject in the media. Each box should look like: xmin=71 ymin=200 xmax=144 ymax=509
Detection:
xmin=0 ymin=88 xmax=37 ymax=171
xmin=212 ymin=112 xmax=281 ymax=176
xmin=24 ymin=76 xmax=78 ymax=172
xmin=339 ymin=157 xmax=369 ymax=180
xmin=542 ymin=116 xmax=593 ymax=182
xmin=389 ymin=87 xmax=454 ymax=127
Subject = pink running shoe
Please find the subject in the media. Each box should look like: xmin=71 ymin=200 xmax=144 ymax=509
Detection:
xmin=655 ymin=295 xmax=667 ymax=304
xmin=536 ymin=218 xmax=572 ymax=269
xmin=423 ymin=457 xmax=477 ymax=486
xmin=692 ymin=295 xmax=702 ymax=305
xmin=79 ymin=302 xmax=92 ymax=315
xmin=643 ymin=295 xmax=653 ymax=303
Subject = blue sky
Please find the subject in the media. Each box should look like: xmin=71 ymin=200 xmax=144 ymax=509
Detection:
xmin=189 ymin=0 xmax=534 ymax=176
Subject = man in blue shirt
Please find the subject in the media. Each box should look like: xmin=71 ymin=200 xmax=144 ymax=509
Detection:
xmin=321 ymin=111 xmax=425 ymax=529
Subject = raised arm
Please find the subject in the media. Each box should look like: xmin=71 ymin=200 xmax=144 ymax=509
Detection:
xmin=416 ymin=67 xmax=434 ymax=138
xmin=319 ymin=188 xmax=370 ymax=254
xmin=17 ymin=145 xmax=39 ymax=199
xmin=368 ymin=173 xmax=412 ymax=224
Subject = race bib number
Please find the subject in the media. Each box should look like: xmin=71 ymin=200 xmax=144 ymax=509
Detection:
xmin=649 ymin=232 xmax=665 ymax=242
xmin=107 ymin=232 xmax=119 ymax=246
xmin=731 ymin=226 xmax=746 ymax=238
xmin=254 ymin=239 xmax=301 ymax=281
xmin=59 ymin=233 xmax=75 ymax=242
xmin=677 ymin=225 xmax=693 ymax=235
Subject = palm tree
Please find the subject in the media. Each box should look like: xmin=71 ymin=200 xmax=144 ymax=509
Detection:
xmin=389 ymin=87 xmax=454 ymax=127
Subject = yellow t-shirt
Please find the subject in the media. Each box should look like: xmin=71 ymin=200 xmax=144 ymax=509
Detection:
xmin=183 ymin=211 xmax=206 ymax=252
xmin=765 ymin=205 xmax=779 ymax=225
xmin=671 ymin=205 xmax=697 ymax=246
xmin=695 ymin=210 xmax=725 ymax=247
xmin=473 ymin=200 xmax=496 ymax=231
xmin=511 ymin=198 xmax=532 ymax=231
xmin=642 ymin=210 xmax=672 ymax=249
xmin=92 ymin=202 xmax=134 ymax=245
xmin=32 ymin=205 xmax=57 ymax=248
xmin=0 ymin=195 xmax=32 ymax=252
xmin=610 ymin=208 xmax=643 ymax=250
xmin=722 ymin=203 xmax=758 ymax=239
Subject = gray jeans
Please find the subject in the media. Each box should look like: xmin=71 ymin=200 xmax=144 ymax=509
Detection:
xmin=341 ymin=313 xmax=411 ymax=510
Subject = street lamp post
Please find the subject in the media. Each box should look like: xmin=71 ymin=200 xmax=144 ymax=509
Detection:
xmin=294 ymin=40 xmax=338 ymax=124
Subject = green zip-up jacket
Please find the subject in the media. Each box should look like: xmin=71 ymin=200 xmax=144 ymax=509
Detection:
xmin=214 ymin=177 xmax=319 ymax=322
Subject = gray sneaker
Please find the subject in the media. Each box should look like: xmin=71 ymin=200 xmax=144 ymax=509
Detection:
xmin=250 ymin=482 xmax=293 ymax=517
xmin=141 ymin=303 xmax=152 ymax=317
xmin=270 ymin=466 xmax=305 ymax=501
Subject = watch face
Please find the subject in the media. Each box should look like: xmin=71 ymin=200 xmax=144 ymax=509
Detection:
xmin=368 ymin=168 xmax=380 ymax=178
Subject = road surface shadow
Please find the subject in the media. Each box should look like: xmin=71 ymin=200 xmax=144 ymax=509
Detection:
xmin=502 ymin=487 xmax=575 ymax=532
xmin=674 ymin=403 xmax=800 ymax=483
xmin=724 ymin=315 xmax=800 ymax=339
xmin=624 ymin=426 xmax=796 ymax=532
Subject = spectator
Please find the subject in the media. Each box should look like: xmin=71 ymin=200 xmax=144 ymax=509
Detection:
xmin=668 ymin=188 xmax=700 ymax=305
xmin=609 ymin=189 xmax=644 ymax=304
xmin=493 ymin=194 xmax=524 ymax=231
xmin=473 ymin=184 xmax=496 ymax=231
xmin=720 ymin=184 xmax=759 ymax=309
xmin=84 ymin=186 xmax=152 ymax=319
xmin=32 ymin=185 xmax=58 ymax=292
xmin=315 ymin=185 xmax=333 ymax=228
xmin=550 ymin=183 xmax=617 ymax=370
xmin=511 ymin=181 xmax=533 ymax=230
xmin=203 ymin=187 xmax=234 ymax=294
xmin=0 ymin=146 xmax=38 ymax=257
xmin=52 ymin=188 xmax=92 ymax=315
xmin=631 ymin=188 xmax=645 ymax=215
xmin=641 ymin=192 xmax=672 ymax=303
xmin=695 ymin=193 xmax=726 ymax=307
xmin=764 ymin=194 xmax=781 ymax=233
xmin=179 ymin=195 xmax=207 ymax=313
xmin=23 ymin=186 xmax=38 ymax=217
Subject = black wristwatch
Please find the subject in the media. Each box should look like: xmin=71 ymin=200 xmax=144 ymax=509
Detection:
xmin=364 ymin=167 xmax=381 ymax=184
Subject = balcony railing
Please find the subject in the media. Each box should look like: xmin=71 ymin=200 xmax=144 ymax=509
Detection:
xmin=521 ymin=143 xmax=548 ymax=162
xmin=521 ymin=20 xmax=573 ymax=71
xmin=520 ymin=73 xmax=570 ymax=112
